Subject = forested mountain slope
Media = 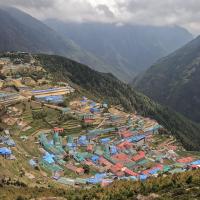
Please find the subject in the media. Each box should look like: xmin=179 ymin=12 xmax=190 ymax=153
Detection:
xmin=133 ymin=35 xmax=200 ymax=123
xmin=34 ymin=54 xmax=200 ymax=150
xmin=0 ymin=7 xmax=124 ymax=78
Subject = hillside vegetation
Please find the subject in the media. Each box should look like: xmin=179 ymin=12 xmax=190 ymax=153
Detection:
xmin=1 ymin=169 xmax=200 ymax=200
xmin=35 ymin=54 xmax=200 ymax=151
xmin=133 ymin=35 xmax=200 ymax=123
xmin=0 ymin=7 xmax=115 ymax=76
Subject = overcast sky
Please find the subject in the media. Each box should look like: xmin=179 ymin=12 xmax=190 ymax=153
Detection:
xmin=0 ymin=0 xmax=200 ymax=35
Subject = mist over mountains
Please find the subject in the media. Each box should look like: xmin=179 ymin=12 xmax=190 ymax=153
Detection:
xmin=45 ymin=19 xmax=193 ymax=81
xmin=0 ymin=6 xmax=124 ymax=78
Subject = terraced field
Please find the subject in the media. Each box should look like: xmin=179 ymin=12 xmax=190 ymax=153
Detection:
xmin=62 ymin=120 xmax=82 ymax=135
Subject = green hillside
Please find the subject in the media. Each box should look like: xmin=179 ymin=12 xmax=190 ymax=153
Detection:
xmin=1 ymin=169 xmax=200 ymax=200
xmin=35 ymin=54 xmax=200 ymax=151
xmin=0 ymin=7 xmax=120 ymax=78
xmin=133 ymin=35 xmax=200 ymax=123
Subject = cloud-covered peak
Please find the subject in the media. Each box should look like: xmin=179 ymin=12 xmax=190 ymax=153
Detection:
xmin=0 ymin=0 xmax=199 ymax=35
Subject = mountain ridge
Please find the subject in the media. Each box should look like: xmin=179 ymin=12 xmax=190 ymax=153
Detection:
xmin=45 ymin=19 xmax=193 ymax=81
xmin=133 ymin=35 xmax=200 ymax=123
xmin=0 ymin=6 xmax=128 ymax=79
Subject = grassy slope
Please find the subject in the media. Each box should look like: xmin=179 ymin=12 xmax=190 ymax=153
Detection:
xmin=35 ymin=54 xmax=200 ymax=151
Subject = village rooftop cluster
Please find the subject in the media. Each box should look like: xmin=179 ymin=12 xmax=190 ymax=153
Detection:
xmin=35 ymin=96 xmax=200 ymax=187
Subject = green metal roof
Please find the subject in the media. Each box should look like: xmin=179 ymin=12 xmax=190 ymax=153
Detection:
xmin=75 ymin=178 xmax=87 ymax=184
xmin=170 ymin=168 xmax=185 ymax=174
xmin=163 ymin=165 xmax=171 ymax=172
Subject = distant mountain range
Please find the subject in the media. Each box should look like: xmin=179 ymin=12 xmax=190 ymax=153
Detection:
xmin=45 ymin=20 xmax=193 ymax=81
xmin=0 ymin=6 xmax=194 ymax=82
xmin=133 ymin=35 xmax=200 ymax=123
xmin=0 ymin=6 xmax=123 ymax=77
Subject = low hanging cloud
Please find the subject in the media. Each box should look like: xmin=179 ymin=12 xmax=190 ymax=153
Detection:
xmin=0 ymin=0 xmax=200 ymax=35
xmin=97 ymin=4 xmax=115 ymax=18
xmin=117 ymin=0 xmax=200 ymax=34
xmin=0 ymin=0 xmax=55 ymax=8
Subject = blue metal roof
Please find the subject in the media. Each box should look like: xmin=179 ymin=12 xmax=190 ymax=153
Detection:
xmin=43 ymin=152 xmax=55 ymax=164
xmin=128 ymin=135 xmax=145 ymax=143
xmin=0 ymin=147 xmax=12 ymax=155
xmin=100 ymin=138 xmax=110 ymax=144
xmin=91 ymin=155 xmax=100 ymax=163
xmin=139 ymin=174 xmax=148 ymax=180
xmin=110 ymin=146 xmax=117 ymax=155
xmin=36 ymin=95 xmax=64 ymax=103
xmin=191 ymin=160 xmax=200 ymax=165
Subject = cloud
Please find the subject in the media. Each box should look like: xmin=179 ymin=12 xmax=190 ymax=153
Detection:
xmin=0 ymin=0 xmax=200 ymax=35
xmin=114 ymin=0 xmax=200 ymax=35
xmin=97 ymin=4 xmax=114 ymax=18
xmin=0 ymin=0 xmax=55 ymax=9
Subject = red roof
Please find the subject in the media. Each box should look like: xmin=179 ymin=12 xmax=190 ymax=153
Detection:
xmin=115 ymin=163 xmax=123 ymax=169
xmin=87 ymin=144 xmax=93 ymax=152
xmin=110 ymin=163 xmax=123 ymax=174
xmin=191 ymin=165 xmax=200 ymax=169
xmin=76 ymin=167 xmax=84 ymax=174
xmin=115 ymin=171 xmax=125 ymax=177
xmin=111 ymin=153 xmax=132 ymax=164
xmin=142 ymin=169 xmax=149 ymax=175
xmin=120 ymin=131 xmax=133 ymax=138
xmin=177 ymin=157 xmax=194 ymax=163
xmin=112 ymin=153 xmax=129 ymax=160
xmin=99 ymin=156 xmax=113 ymax=168
xmin=132 ymin=151 xmax=145 ymax=162
xmin=123 ymin=167 xmax=138 ymax=176
xmin=142 ymin=164 xmax=163 ymax=175
xmin=155 ymin=164 xmax=163 ymax=170
xmin=54 ymin=127 xmax=64 ymax=132
xmin=117 ymin=141 xmax=133 ymax=150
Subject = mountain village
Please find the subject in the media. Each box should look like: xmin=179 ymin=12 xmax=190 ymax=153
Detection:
xmin=0 ymin=52 xmax=200 ymax=188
